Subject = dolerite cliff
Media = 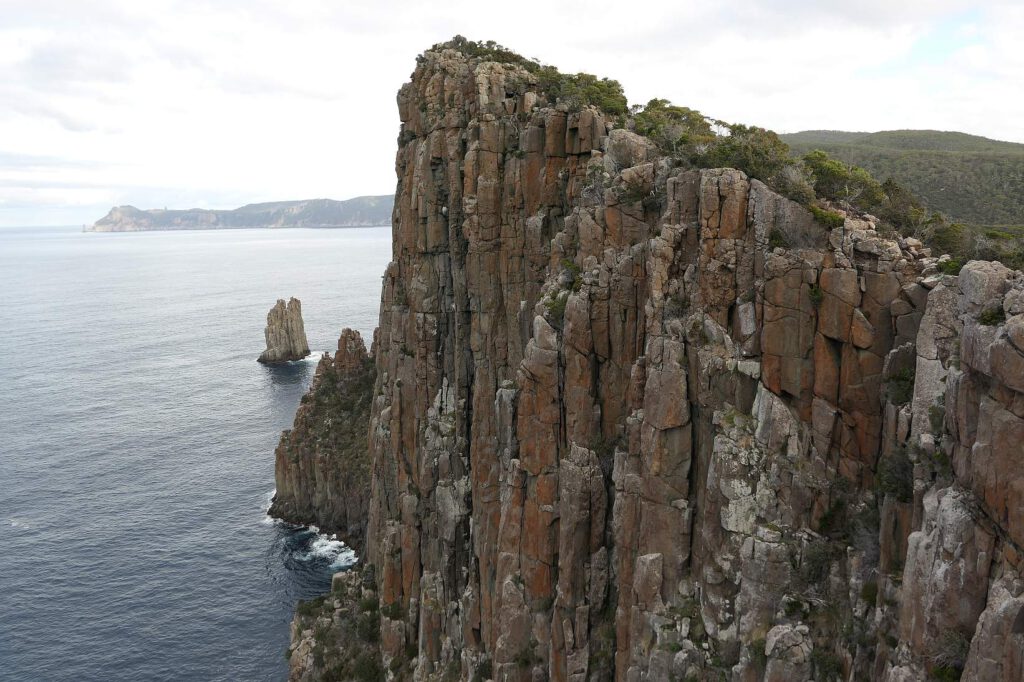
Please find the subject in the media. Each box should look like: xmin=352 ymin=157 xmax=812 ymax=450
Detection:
xmin=271 ymin=329 xmax=375 ymax=553
xmin=281 ymin=47 xmax=1024 ymax=682
xmin=259 ymin=298 xmax=311 ymax=364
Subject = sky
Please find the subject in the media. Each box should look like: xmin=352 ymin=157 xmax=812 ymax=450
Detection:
xmin=1 ymin=0 xmax=1022 ymax=226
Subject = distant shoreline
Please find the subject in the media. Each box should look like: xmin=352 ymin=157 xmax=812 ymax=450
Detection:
xmin=88 ymin=195 xmax=394 ymax=233
xmin=84 ymin=223 xmax=390 ymax=233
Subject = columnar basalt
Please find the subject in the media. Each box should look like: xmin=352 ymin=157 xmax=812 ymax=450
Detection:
xmin=283 ymin=45 xmax=1024 ymax=682
xmin=258 ymin=297 xmax=311 ymax=363
xmin=271 ymin=329 xmax=374 ymax=552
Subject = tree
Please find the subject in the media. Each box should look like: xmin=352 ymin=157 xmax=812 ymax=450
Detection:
xmin=803 ymin=149 xmax=885 ymax=209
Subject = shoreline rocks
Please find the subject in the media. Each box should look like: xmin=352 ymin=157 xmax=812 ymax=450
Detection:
xmin=258 ymin=298 xmax=310 ymax=364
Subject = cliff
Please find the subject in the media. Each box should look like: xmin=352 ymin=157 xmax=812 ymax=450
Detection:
xmin=258 ymin=298 xmax=310 ymax=364
xmin=87 ymin=196 xmax=393 ymax=232
xmin=281 ymin=44 xmax=1024 ymax=682
xmin=271 ymin=329 xmax=375 ymax=553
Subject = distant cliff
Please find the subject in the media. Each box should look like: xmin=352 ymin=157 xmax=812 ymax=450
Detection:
xmin=87 ymin=195 xmax=393 ymax=232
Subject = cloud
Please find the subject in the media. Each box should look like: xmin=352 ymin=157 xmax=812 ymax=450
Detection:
xmin=0 ymin=0 xmax=1021 ymax=226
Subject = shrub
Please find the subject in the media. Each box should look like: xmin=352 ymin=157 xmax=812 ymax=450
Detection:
xmin=930 ymin=222 xmax=968 ymax=258
xmin=537 ymin=67 xmax=628 ymax=115
xmin=295 ymin=596 xmax=327 ymax=619
xmin=698 ymin=123 xmax=793 ymax=183
xmin=809 ymin=205 xmax=845 ymax=229
xmin=545 ymin=292 xmax=568 ymax=324
xmin=977 ymin=306 xmax=1005 ymax=326
xmin=929 ymin=628 xmax=970 ymax=680
xmin=472 ymin=660 xmax=493 ymax=682
xmin=937 ymin=259 xmax=963 ymax=275
xmin=769 ymin=229 xmax=789 ymax=249
xmin=808 ymin=284 xmax=824 ymax=307
xmin=800 ymin=539 xmax=833 ymax=587
xmin=878 ymin=447 xmax=914 ymax=503
xmin=811 ymin=649 xmax=844 ymax=681
xmin=749 ymin=638 xmax=768 ymax=669
xmin=355 ymin=609 xmax=380 ymax=643
xmin=860 ymin=580 xmax=879 ymax=605
xmin=381 ymin=601 xmax=404 ymax=620
xmin=888 ymin=367 xmax=916 ymax=405
xmin=353 ymin=653 xmax=384 ymax=682
xmin=803 ymin=149 xmax=885 ymax=208
xmin=632 ymin=98 xmax=715 ymax=155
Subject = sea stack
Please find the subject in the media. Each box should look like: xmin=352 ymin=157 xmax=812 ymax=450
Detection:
xmin=257 ymin=297 xmax=310 ymax=363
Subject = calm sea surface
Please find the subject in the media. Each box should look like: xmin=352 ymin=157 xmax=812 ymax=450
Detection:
xmin=0 ymin=225 xmax=391 ymax=681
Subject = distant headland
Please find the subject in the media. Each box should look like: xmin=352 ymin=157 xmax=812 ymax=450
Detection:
xmin=86 ymin=195 xmax=393 ymax=232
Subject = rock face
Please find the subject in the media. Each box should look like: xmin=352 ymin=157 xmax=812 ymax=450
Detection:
xmin=258 ymin=298 xmax=311 ymax=364
xmin=282 ymin=46 xmax=1024 ymax=682
xmin=270 ymin=329 xmax=374 ymax=553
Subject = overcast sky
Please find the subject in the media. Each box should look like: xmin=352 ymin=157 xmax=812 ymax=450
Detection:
xmin=1 ymin=0 xmax=1022 ymax=226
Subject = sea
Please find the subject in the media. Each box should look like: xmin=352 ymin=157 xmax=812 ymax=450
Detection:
xmin=0 ymin=225 xmax=392 ymax=681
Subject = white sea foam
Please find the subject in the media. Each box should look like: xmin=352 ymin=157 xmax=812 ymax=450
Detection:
xmin=260 ymin=489 xmax=281 ymax=526
xmin=9 ymin=518 xmax=31 ymax=530
xmin=296 ymin=530 xmax=358 ymax=570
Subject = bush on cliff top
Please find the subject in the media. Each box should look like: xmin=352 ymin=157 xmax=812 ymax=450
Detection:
xmin=427 ymin=36 xmax=628 ymax=116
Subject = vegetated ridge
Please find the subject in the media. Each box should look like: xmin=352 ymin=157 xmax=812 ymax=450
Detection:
xmin=782 ymin=129 xmax=1024 ymax=227
xmin=88 ymin=195 xmax=393 ymax=232
xmin=272 ymin=36 xmax=1024 ymax=682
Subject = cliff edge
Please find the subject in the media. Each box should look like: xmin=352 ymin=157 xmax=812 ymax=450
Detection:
xmin=281 ymin=42 xmax=1024 ymax=682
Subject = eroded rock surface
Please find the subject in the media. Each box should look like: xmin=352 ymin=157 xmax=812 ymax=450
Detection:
xmin=283 ymin=46 xmax=1024 ymax=682
xmin=270 ymin=329 xmax=374 ymax=553
xmin=258 ymin=297 xmax=311 ymax=363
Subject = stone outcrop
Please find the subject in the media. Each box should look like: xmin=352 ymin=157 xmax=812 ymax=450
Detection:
xmin=283 ymin=45 xmax=1024 ymax=682
xmin=270 ymin=329 xmax=374 ymax=553
xmin=258 ymin=298 xmax=311 ymax=364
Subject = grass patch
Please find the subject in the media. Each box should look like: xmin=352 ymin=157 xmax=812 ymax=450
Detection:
xmin=978 ymin=306 xmax=1006 ymax=326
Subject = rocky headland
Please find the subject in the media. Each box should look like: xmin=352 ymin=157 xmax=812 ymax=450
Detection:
xmin=258 ymin=298 xmax=311 ymax=364
xmin=270 ymin=329 xmax=375 ymax=553
xmin=274 ymin=41 xmax=1024 ymax=682
xmin=87 ymin=196 xmax=393 ymax=232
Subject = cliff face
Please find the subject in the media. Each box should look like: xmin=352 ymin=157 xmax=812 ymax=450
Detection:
xmin=271 ymin=329 xmax=375 ymax=552
xmin=258 ymin=298 xmax=311 ymax=364
xmin=284 ymin=47 xmax=1024 ymax=682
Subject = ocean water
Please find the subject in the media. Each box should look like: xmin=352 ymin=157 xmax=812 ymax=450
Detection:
xmin=0 ymin=225 xmax=391 ymax=681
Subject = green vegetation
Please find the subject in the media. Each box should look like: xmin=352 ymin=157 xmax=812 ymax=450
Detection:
xmin=537 ymin=67 xmax=628 ymax=115
xmin=471 ymin=660 xmax=493 ymax=682
xmin=295 ymin=595 xmax=328 ymax=618
xmin=808 ymin=284 xmax=824 ymax=307
xmin=803 ymin=149 xmax=885 ymax=207
xmin=928 ymin=628 xmax=970 ymax=681
xmin=938 ymin=259 xmax=964 ymax=275
xmin=860 ymin=580 xmax=879 ymax=605
xmin=887 ymin=367 xmax=916 ymax=406
xmin=809 ymin=205 xmax=845 ymax=229
xmin=545 ymin=291 xmax=569 ymax=324
xmin=633 ymin=98 xmax=715 ymax=154
xmin=430 ymin=39 xmax=1024 ymax=269
xmin=782 ymin=130 xmax=1024 ymax=225
xmin=878 ymin=447 xmax=914 ymax=503
xmin=811 ymin=649 xmax=845 ymax=681
xmin=426 ymin=36 xmax=627 ymax=115
xmin=978 ymin=306 xmax=1006 ymax=326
